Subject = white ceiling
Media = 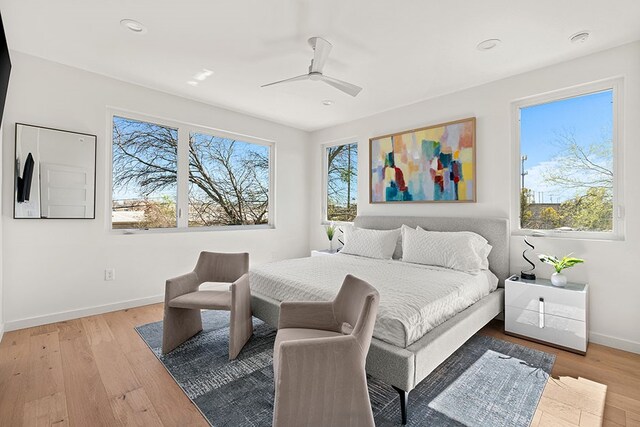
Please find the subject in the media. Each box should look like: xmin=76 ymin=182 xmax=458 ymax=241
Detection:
xmin=2 ymin=0 xmax=640 ymax=131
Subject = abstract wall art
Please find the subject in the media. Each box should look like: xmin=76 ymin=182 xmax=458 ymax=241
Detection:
xmin=369 ymin=117 xmax=476 ymax=203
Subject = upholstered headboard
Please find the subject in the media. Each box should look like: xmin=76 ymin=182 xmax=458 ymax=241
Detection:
xmin=353 ymin=215 xmax=510 ymax=286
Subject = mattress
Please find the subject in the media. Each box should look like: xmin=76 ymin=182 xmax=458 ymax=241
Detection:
xmin=250 ymin=253 xmax=498 ymax=348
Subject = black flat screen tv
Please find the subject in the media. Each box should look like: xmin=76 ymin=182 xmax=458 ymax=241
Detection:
xmin=0 ymin=12 xmax=11 ymax=123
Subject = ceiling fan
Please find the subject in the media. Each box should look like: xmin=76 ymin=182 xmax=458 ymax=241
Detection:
xmin=261 ymin=37 xmax=363 ymax=97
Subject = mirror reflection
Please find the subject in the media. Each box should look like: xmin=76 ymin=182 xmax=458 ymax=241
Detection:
xmin=14 ymin=123 xmax=96 ymax=219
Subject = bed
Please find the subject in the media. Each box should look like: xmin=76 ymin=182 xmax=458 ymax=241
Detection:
xmin=250 ymin=216 xmax=509 ymax=424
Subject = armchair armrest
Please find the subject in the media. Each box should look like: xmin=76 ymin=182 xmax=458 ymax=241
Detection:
xmin=230 ymin=273 xmax=250 ymax=292
xmin=230 ymin=273 xmax=251 ymax=313
xmin=278 ymin=301 xmax=339 ymax=331
xmin=277 ymin=334 xmax=360 ymax=365
xmin=165 ymin=271 xmax=200 ymax=303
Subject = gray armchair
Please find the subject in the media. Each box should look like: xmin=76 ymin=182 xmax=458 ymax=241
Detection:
xmin=272 ymin=274 xmax=380 ymax=427
xmin=162 ymin=251 xmax=252 ymax=359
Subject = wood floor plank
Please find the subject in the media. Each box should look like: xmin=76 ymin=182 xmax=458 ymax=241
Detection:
xmin=539 ymin=410 xmax=580 ymax=426
xmin=579 ymin=411 xmax=604 ymax=427
xmin=627 ymin=411 xmax=640 ymax=427
xmin=91 ymin=340 xmax=141 ymax=398
xmin=110 ymin=387 xmax=163 ymax=426
xmin=0 ymin=329 xmax=32 ymax=426
xmin=102 ymin=311 xmax=149 ymax=355
xmin=125 ymin=348 xmax=207 ymax=427
xmin=607 ymin=392 xmax=640 ymax=416
xmin=26 ymin=331 xmax=66 ymax=402
xmin=531 ymin=409 xmax=543 ymax=426
xmin=23 ymin=392 xmax=69 ymax=427
xmin=58 ymin=333 xmax=121 ymax=426
xmin=56 ymin=319 xmax=86 ymax=342
xmin=28 ymin=323 xmax=60 ymax=337
xmin=542 ymin=379 xmax=606 ymax=416
xmin=561 ymin=377 xmax=608 ymax=398
xmin=81 ymin=315 xmax=115 ymax=346
xmin=554 ymin=358 xmax=640 ymax=402
xmin=604 ymin=404 xmax=627 ymax=425
xmin=538 ymin=395 xmax=582 ymax=425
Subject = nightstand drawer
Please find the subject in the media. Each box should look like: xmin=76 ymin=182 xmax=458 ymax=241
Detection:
xmin=505 ymin=280 xmax=586 ymax=321
xmin=505 ymin=306 xmax=587 ymax=353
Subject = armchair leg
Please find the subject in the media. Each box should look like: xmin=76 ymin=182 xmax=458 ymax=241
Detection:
xmin=229 ymin=274 xmax=253 ymax=360
xmin=162 ymin=307 xmax=203 ymax=354
xmin=392 ymin=386 xmax=410 ymax=425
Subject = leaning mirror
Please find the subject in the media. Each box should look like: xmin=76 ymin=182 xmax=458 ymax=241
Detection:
xmin=14 ymin=123 xmax=96 ymax=219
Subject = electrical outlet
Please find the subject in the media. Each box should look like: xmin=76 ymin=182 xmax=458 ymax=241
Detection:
xmin=104 ymin=268 xmax=115 ymax=281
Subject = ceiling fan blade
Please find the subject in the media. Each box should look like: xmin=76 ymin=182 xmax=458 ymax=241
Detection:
xmin=261 ymin=74 xmax=310 ymax=88
xmin=309 ymin=37 xmax=332 ymax=73
xmin=320 ymin=75 xmax=363 ymax=97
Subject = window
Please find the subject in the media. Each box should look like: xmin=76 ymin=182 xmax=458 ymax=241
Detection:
xmin=514 ymin=81 xmax=622 ymax=238
xmin=325 ymin=142 xmax=357 ymax=222
xmin=112 ymin=116 xmax=178 ymax=229
xmin=111 ymin=112 xmax=273 ymax=231
xmin=188 ymin=132 xmax=270 ymax=226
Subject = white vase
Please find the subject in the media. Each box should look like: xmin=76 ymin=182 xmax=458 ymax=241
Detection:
xmin=551 ymin=272 xmax=567 ymax=287
xmin=329 ymin=239 xmax=334 ymax=251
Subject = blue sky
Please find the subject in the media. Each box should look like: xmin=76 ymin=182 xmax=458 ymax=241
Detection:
xmin=327 ymin=143 xmax=358 ymax=206
xmin=520 ymin=89 xmax=613 ymax=202
xmin=113 ymin=116 xmax=269 ymax=201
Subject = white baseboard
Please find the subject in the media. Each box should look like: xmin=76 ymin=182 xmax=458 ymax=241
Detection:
xmin=4 ymin=294 xmax=164 ymax=332
xmin=0 ymin=322 xmax=4 ymax=343
xmin=589 ymin=331 xmax=640 ymax=354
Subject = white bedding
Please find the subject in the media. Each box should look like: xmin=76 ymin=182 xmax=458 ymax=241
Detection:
xmin=250 ymin=253 xmax=498 ymax=348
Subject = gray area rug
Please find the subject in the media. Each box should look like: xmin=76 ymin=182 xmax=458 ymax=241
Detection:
xmin=136 ymin=311 xmax=554 ymax=426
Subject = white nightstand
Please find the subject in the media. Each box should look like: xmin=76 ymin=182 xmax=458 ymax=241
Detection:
xmin=310 ymin=249 xmax=339 ymax=257
xmin=505 ymin=275 xmax=589 ymax=354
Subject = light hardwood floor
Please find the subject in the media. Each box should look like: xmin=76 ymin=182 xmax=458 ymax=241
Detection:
xmin=1 ymin=304 xmax=638 ymax=426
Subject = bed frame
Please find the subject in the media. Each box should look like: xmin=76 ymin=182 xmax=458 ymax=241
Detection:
xmin=251 ymin=215 xmax=509 ymax=424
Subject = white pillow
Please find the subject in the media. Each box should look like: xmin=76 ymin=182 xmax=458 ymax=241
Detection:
xmin=341 ymin=226 xmax=401 ymax=259
xmin=402 ymin=225 xmax=490 ymax=273
xmin=417 ymin=226 xmax=492 ymax=270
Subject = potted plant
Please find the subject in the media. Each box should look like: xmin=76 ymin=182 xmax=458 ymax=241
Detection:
xmin=326 ymin=223 xmax=336 ymax=251
xmin=538 ymin=254 xmax=584 ymax=287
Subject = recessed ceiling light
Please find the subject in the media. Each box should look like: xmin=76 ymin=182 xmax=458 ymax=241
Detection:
xmin=187 ymin=80 xmax=199 ymax=87
xmin=476 ymin=38 xmax=501 ymax=51
xmin=570 ymin=31 xmax=590 ymax=44
xmin=120 ymin=19 xmax=147 ymax=34
xmin=194 ymin=69 xmax=214 ymax=81
xmin=322 ymin=99 xmax=334 ymax=106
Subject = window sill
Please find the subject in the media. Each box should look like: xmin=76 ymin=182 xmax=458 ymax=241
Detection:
xmin=110 ymin=223 xmax=275 ymax=235
xmin=321 ymin=220 xmax=354 ymax=226
xmin=511 ymin=228 xmax=624 ymax=242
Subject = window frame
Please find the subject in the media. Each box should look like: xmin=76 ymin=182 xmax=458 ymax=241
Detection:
xmin=510 ymin=78 xmax=624 ymax=241
xmin=107 ymin=108 xmax=276 ymax=233
xmin=321 ymin=138 xmax=359 ymax=224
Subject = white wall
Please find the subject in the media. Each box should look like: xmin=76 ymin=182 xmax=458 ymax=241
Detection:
xmin=1 ymin=51 xmax=311 ymax=330
xmin=309 ymin=42 xmax=640 ymax=353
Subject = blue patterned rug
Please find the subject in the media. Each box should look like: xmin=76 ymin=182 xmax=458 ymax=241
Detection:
xmin=136 ymin=311 xmax=554 ymax=426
